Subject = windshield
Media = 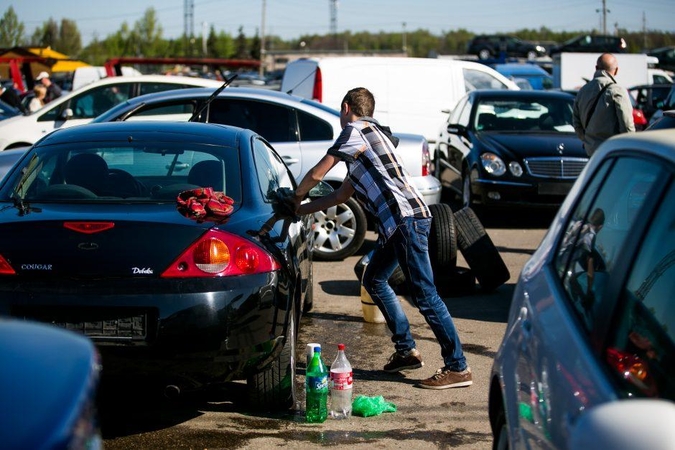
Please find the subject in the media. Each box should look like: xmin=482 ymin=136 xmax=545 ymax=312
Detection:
xmin=474 ymin=96 xmax=575 ymax=132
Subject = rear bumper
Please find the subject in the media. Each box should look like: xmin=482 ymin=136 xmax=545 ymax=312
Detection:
xmin=473 ymin=178 xmax=574 ymax=208
xmin=0 ymin=272 xmax=291 ymax=385
xmin=413 ymin=175 xmax=442 ymax=205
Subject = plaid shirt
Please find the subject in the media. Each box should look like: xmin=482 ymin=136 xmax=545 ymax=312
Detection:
xmin=327 ymin=118 xmax=430 ymax=241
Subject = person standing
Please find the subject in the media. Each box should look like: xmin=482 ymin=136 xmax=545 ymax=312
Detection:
xmin=572 ymin=53 xmax=635 ymax=156
xmin=29 ymin=85 xmax=47 ymax=112
xmin=35 ymin=71 xmax=62 ymax=104
xmin=293 ymin=87 xmax=472 ymax=390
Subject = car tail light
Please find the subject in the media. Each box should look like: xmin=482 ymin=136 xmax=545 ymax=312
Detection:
xmin=633 ymin=109 xmax=648 ymax=127
xmin=64 ymin=222 xmax=115 ymax=234
xmin=161 ymin=229 xmax=281 ymax=278
xmin=421 ymin=140 xmax=430 ymax=177
xmin=606 ymin=347 xmax=658 ymax=397
xmin=0 ymin=254 xmax=16 ymax=275
xmin=312 ymin=67 xmax=323 ymax=103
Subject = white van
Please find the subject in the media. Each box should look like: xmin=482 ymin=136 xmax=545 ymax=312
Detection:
xmin=280 ymin=56 xmax=519 ymax=149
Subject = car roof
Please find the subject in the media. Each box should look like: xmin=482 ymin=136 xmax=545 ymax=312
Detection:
xmin=34 ymin=120 xmax=251 ymax=148
xmin=595 ymin=129 xmax=675 ymax=164
xmin=494 ymin=64 xmax=551 ymax=75
xmin=467 ymin=89 xmax=574 ymax=99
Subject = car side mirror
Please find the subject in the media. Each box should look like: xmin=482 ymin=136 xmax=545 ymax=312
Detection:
xmin=62 ymin=108 xmax=73 ymax=120
xmin=447 ymin=123 xmax=466 ymax=135
xmin=569 ymin=400 xmax=675 ymax=450
xmin=308 ymin=181 xmax=333 ymax=199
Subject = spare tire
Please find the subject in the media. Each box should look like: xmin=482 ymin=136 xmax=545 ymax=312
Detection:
xmin=454 ymin=207 xmax=509 ymax=292
xmin=428 ymin=203 xmax=458 ymax=293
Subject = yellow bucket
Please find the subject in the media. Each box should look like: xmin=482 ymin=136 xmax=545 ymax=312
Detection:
xmin=360 ymin=284 xmax=386 ymax=323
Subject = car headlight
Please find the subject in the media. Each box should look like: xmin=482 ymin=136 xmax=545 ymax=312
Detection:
xmin=509 ymin=161 xmax=523 ymax=177
xmin=481 ymin=153 xmax=506 ymax=176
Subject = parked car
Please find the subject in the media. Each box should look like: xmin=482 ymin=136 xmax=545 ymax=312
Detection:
xmin=92 ymin=86 xmax=441 ymax=261
xmin=489 ymin=128 xmax=675 ymax=449
xmin=493 ymin=63 xmax=554 ymax=90
xmin=647 ymin=83 xmax=675 ymax=126
xmin=628 ymin=83 xmax=672 ymax=123
xmin=0 ymin=99 xmax=22 ymax=121
xmin=0 ymin=121 xmax=315 ymax=411
xmin=645 ymin=109 xmax=675 ymax=130
xmin=550 ymin=34 xmax=627 ymax=55
xmin=435 ymin=89 xmax=586 ymax=209
xmin=0 ymin=319 xmax=101 ymax=449
xmin=0 ymin=75 xmax=223 ymax=151
xmin=648 ymin=46 xmax=675 ymax=72
xmin=467 ymin=35 xmax=547 ymax=61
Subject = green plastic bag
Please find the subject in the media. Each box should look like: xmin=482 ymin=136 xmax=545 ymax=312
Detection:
xmin=351 ymin=395 xmax=397 ymax=417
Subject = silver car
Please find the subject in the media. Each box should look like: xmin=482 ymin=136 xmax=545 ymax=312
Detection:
xmin=92 ymin=86 xmax=441 ymax=261
xmin=489 ymin=129 xmax=675 ymax=449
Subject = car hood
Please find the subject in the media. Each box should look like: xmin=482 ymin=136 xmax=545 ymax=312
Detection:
xmin=0 ymin=202 xmax=224 ymax=279
xmin=477 ymin=132 xmax=585 ymax=159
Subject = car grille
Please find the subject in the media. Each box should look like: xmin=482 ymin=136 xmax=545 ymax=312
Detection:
xmin=524 ymin=157 xmax=588 ymax=179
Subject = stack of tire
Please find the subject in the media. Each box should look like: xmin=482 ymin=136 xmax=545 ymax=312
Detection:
xmin=353 ymin=204 xmax=510 ymax=297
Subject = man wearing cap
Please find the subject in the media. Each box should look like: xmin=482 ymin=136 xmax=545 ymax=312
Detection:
xmin=36 ymin=71 xmax=62 ymax=103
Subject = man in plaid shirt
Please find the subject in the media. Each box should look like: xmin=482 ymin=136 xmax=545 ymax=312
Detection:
xmin=294 ymin=87 xmax=471 ymax=389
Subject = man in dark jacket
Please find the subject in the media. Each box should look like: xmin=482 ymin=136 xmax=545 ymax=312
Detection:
xmin=0 ymin=82 xmax=27 ymax=114
xmin=36 ymin=71 xmax=62 ymax=104
xmin=572 ymin=53 xmax=635 ymax=156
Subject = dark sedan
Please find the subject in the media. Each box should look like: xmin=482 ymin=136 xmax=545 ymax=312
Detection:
xmin=436 ymin=90 xmax=587 ymax=209
xmin=0 ymin=121 xmax=313 ymax=411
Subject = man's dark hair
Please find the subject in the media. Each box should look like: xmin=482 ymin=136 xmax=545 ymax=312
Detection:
xmin=342 ymin=87 xmax=375 ymax=117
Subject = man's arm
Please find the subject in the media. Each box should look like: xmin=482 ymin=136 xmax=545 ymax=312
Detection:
xmin=298 ymin=178 xmax=355 ymax=215
xmin=294 ymin=153 xmax=341 ymax=199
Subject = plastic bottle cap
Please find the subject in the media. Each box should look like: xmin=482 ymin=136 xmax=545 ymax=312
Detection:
xmin=338 ymin=343 xmax=345 ymax=350
xmin=314 ymin=346 xmax=321 ymax=352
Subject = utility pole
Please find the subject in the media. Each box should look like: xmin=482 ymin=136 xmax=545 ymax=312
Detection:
xmin=330 ymin=0 xmax=338 ymax=49
xmin=260 ymin=0 xmax=266 ymax=77
xmin=184 ymin=0 xmax=194 ymax=56
xmin=596 ymin=0 xmax=610 ymax=35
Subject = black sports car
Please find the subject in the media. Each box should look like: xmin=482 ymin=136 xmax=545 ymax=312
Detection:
xmin=436 ymin=90 xmax=588 ymax=209
xmin=0 ymin=121 xmax=314 ymax=410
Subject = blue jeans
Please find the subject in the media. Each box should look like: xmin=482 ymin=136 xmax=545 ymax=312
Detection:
xmin=363 ymin=217 xmax=467 ymax=372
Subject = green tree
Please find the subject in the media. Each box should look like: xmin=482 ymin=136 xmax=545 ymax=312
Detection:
xmin=235 ymin=26 xmax=248 ymax=59
xmin=133 ymin=8 xmax=163 ymax=57
xmin=0 ymin=6 xmax=25 ymax=47
xmin=57 ymin=19 xmax=82 ymax=55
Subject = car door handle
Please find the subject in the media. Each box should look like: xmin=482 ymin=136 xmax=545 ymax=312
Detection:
xmin=283 ymin=156 xmax=299 ymax=165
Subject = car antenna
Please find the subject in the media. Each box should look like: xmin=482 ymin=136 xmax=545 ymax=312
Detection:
xmin=188 ymin=74 xmax=238 ymax=122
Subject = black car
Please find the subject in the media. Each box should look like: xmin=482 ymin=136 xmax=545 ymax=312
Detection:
xmin=0 ymin=99 xmax=22 ymax=121
xmin=629 ymin=83 xmax=673 ymax=122
xmin=0 ymin=121 xmax=315 ymax=410
xmin=467 ymin=34 xmax=547 ymax=61
xmin=436 ymin=90 xmax=587 ymax=209
xmin=648 ymin=46 xmax=675 ymax=72
xmin=550 ymin=34 xmax=627 ymax=55
xmin=646 ymin=110 xmax=675 ymax=130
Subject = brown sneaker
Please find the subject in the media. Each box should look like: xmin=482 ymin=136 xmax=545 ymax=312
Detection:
xmin=383 ymin=349 xmax=424 ymax=373
xmin=418 ymin=367 xmax=472 ymax=389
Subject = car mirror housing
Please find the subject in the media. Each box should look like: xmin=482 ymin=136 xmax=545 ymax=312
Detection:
xmin=62 ymin=108 xmax=73 ymax=120
xmin=447 ymin=123 xmax=466 ymax=135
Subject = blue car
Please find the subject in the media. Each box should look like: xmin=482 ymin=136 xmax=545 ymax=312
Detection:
xmin=0 ymin=319 xmax=101 ymax=449
xmin=493 ymin=63 xmax=554 ymax=90
xmin=489 ymin=129 xmax=675 ymax=448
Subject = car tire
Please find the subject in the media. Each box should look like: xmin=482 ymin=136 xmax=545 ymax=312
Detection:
xmin=461 ymin=168 xmax=473 ymax=209
xmin=247 ymin=310 xmax=296 ymax=411
xmin=454 ymin=206 xmax=510 ymax=292
xmin=492 ymin=407 xmax=508 ymax=450
xmin=312 ymin=197 xmax=367 ymax=261
xmin=428 ymin=203 xmax=458 ymax=270
xmin=437 ymin=266 xmax=476 ymax=298
xmin=478 ymin=48 xmax=492 ymax=60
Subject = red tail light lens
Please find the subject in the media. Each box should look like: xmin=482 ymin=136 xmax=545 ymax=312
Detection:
xmin=0 ymin=254 xmax=16 ymax=275
xmin=161 ymin=229 xmax=281 ymax=278
xmin=422 ymin=140 xmax=431 ymax=177
xmin=312 ymin=67 xmax=323 ymax=103
xmin=606 ymin=347 xmax=658 ymax=397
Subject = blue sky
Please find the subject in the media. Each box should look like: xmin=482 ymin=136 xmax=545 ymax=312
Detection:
xmin=8 ymin=0 xmax=675 ymax=47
